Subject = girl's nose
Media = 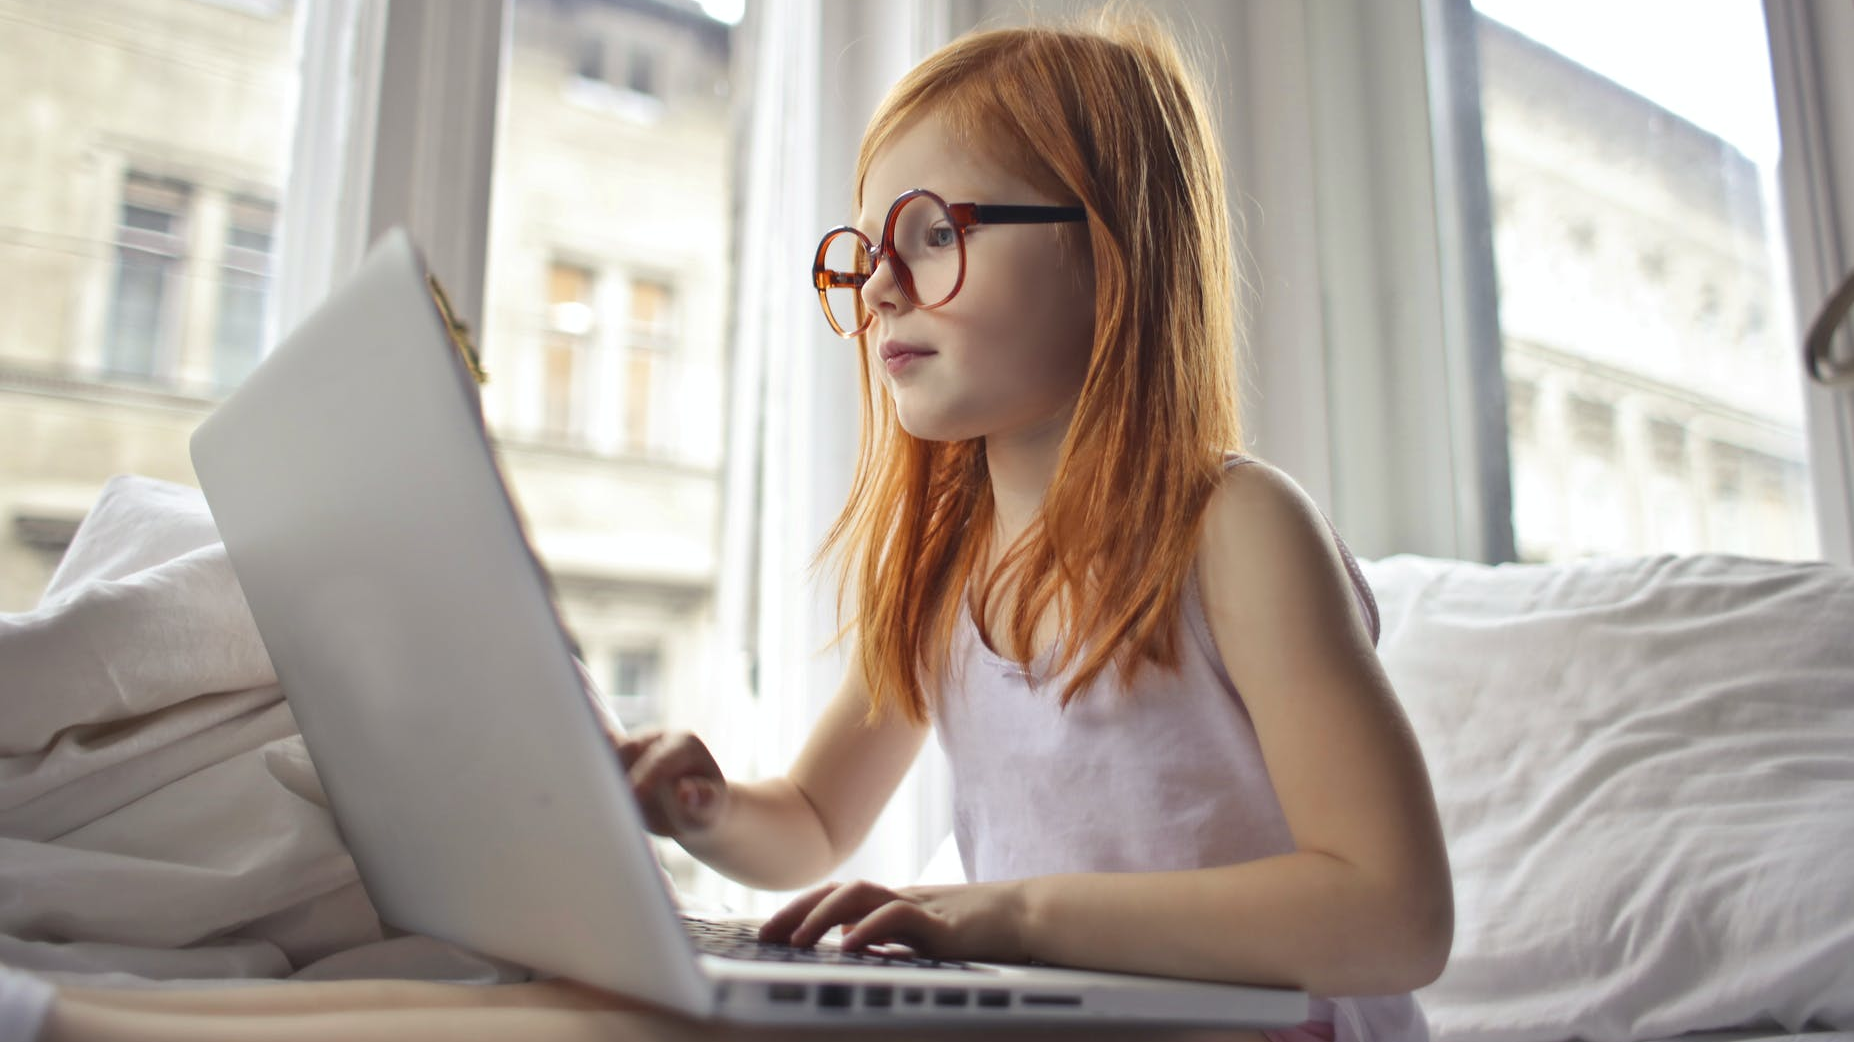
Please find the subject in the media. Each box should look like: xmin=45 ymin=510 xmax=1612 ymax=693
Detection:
xmin=860 ymin=250 xmax=910 ymax=316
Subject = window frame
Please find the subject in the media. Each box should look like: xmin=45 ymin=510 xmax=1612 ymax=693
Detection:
xmin=1764 ymin=0 xmax=1854 ymax=564
xmin=274 ymin=0 xmax=504 ymax=339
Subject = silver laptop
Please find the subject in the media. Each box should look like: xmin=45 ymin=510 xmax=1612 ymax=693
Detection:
xmin=189 ymin=227 xmax=1309 ymax=1028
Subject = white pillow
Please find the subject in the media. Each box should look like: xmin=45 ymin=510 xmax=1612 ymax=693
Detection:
xmin=1359 ymin=553 xmax=1854 ymax=1042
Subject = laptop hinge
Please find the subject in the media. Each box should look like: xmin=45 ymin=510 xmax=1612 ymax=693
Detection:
xmin=424 ymin=272 xmax=489 ymax=385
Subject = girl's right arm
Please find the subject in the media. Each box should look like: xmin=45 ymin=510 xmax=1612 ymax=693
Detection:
xmin=617 ymin=657 xmax=928 ymax=892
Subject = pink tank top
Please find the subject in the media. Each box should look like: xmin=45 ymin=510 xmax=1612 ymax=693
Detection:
xmin=930 ymin=464 xmax=1427 ymax=1042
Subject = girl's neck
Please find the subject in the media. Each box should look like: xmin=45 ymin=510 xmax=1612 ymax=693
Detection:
xmin=983 ymin=404 xmax=1075 ymax=546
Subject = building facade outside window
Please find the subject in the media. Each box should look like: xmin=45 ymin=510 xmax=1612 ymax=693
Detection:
xmin=1471 ymin=2 xmax=1816 ymax=561
xmin=0 ymin=0 xmax=298 ymax=610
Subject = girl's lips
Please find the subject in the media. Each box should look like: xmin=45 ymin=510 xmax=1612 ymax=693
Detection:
xmin=879 ymin=342 xmax=936 ymax=375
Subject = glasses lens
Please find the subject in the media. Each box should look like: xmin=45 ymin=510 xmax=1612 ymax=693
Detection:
xmin=892 ymin=193 xmax=960 ymax=307
xmin=820 ymin=229 xmax=873 ymax=335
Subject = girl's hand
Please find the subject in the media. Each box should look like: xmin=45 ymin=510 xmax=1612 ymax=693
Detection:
xmin=614 ymin=729 xmax=728 ymax=838
xmin=758 ymin=879 xmax=1034 ymax=964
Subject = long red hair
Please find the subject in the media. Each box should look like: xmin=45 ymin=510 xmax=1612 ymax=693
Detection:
xmin=821 ymin=12 xmax=1243 ymax=722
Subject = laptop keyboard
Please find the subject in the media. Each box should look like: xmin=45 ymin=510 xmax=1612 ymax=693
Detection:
xmin=680 ymin=916 xmax=973 ymax=971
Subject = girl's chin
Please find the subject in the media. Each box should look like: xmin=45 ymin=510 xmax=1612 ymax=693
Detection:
xmin=892 ymin=404 xmax=979 ymax=444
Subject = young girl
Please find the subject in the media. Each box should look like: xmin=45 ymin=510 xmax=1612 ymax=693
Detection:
xmin=620 ymin=13 xmax=1453 ymax=1042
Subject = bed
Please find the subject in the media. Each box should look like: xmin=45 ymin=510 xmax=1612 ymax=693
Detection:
xmin=1359 ymin=552 xmax=1854 ymax=1042
xmin=2 ymin=474 xmax=1851 ymax=1042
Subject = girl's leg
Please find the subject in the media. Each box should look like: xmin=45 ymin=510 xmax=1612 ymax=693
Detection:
xmin=53 ymin=978 xmax=612 ymax=1016
xmin=41 ymin=1001 xmax=652 ymax=1042
xmin=47 ymin=980 xmax=1277 ymax=1042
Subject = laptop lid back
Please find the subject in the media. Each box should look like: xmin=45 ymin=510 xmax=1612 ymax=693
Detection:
xmin=190 ymin=229 xmax=710 ymax=1014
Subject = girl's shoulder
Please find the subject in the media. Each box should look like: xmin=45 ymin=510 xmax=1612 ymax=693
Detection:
xmin=1197 ymin=452 xmax=1380 ymax=643
xmin=1203 ymin=453 xmax=1318 ymax=533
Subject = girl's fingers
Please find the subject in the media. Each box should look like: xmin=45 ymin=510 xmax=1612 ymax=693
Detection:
xmin=613 ymin=731 xmax=660 ymax=770
xmin=626 ymin=740 xmax=707 ymax=834
xmin=841 ymin=900 xmax=931 ymax=952
xmin=670 ymin=777 xmax=723 ymax=831
xmin=789 ymin=880 xmax=902 ymax=948
xmin=622 ymin=745 xmax=676 ymax=828
xmin=757 ymin=882 xmax=841 ymax=943
xmin=631 ymin=739 xmax=718 ymax=804
xmin=627 ymin=739 xmax=693 ymax=795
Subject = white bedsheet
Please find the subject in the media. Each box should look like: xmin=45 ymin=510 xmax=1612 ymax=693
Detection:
xmin=0 ymin=475 xmax=523 ymax=987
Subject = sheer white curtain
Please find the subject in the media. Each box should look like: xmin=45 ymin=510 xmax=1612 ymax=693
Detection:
xmin=712 ymin=0 xmax=960 ymax=912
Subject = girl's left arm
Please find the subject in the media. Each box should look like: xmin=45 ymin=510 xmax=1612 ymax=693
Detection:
xmin=1025 ymin=461 xmax=1454 ymax=995
xmin=761 ymin=462 xmax=1453 ymax=997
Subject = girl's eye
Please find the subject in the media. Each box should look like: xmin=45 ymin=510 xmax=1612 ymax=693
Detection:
xmin=925 ymin=224 xmax=956 ymax=248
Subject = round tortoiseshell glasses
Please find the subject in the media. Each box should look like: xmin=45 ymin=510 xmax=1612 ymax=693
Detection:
xmin=811 ymin=188 xmax=1087 ymax=338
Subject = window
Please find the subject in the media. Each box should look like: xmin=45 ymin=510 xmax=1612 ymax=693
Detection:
xmin=520 ymin=264 xmax=682 ymax=454
xmin=1567 ymin=396 xmax=1614 ymax=456
xmin=622 ymin=277 xmax=677 ymax=454
xmin=98 ymin=176 xmax=279 ymax=393
xmin=575 ymin=36 xmax=605 ymax=82
xmin=1469 ymin=0 xmax=1816 ymax=561
xmin=542 ymin=260 xmax=597 ymax=445
xmin=570 ymin=34 xmax=659 ymax=98
xmin=625 ymin=43 xmax=658 ymax=98
xmin=1649 ymin=419 xmax=1688 ymax=474
xmin=213 ymin=197 xmax=277 ymax=390
xmin=103 ymin=174 xmax=191 ymax=383
xmin=563 ymin=21 xmax=670 ymax=122
xmin=608 ymin=647 xmax=663 ymax=729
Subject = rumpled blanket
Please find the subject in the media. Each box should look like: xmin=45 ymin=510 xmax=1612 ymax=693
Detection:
xmin=0 ymin=474 xmax=526 ymax=986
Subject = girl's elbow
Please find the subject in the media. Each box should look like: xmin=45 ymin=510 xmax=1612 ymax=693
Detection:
xmin=1399 ymin=884 xmax=1454 ymax=990
xmin=1346 ymin=904 xmax=1450 ymax=996
xmin=1352 ymin=876 xmax=1454 ymax=994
